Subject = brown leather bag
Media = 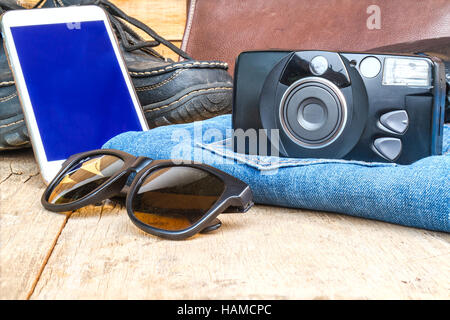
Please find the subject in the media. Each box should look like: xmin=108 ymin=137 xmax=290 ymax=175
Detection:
xmin=181 ymin=0 xmax=450 ymax=74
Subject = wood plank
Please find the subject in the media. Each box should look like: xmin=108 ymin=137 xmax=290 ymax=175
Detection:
xmin=19 ymin=0 xmax=187 ymax=40
xmin=0 ymin=150 xmax=68 ymax=300
xmin=18 ymin=1 xmax=186 ymax=61
xmin=31 ymin=200 xmax=450 ymax=299
xmin=2 ymin=150 xmax=448 ymax=299
xmin=110 ymin=0 xmax=186 ymax=40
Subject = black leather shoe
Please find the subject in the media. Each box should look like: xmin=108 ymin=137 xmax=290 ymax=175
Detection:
xmin=0 ymin=0 xmax=30 ymax=149
xmin=0 ymin=0 xmax=232 ymax=150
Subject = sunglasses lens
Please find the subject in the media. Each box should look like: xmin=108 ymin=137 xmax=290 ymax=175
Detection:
xmin=132 ymin=166 xmax=225 ymax=231
xmin=48 ymin=154 xmax=124 ymax=204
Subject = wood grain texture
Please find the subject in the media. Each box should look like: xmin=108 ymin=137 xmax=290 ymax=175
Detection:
xmin=1 ymin=148 xmax=450 ymax=299
xmin=18 ymin=0 xmax=186 ymax=61
xmin=19 ymin=0 xmax=186 ymax=39
xmin=0 ymin=150 xmax=68 ymax=299
xmin=28 ymin=174 xmax=450 ymax=299
xmin=109 ymin=0 xmax=186 ymax=40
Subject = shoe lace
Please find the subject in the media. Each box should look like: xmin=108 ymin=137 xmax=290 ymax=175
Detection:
xmin=32 ymin=0 xmax=192 ymax=61
xmin=0 ymin=0 xmax=22 ymax=13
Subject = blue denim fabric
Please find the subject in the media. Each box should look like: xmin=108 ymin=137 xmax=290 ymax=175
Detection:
xmin=103 ymin=115 xmax=450 ymax=233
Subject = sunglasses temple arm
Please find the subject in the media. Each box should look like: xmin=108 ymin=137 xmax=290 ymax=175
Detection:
xmin=222 ymin=185 xmax=254 ymax=214
xmin=200 ymin=218 xmax=222 ymax=234
xmin=201 ymin=186 xmax=253 ymax=233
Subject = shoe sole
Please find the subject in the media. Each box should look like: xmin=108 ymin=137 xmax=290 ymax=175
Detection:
xmin=142 ymin=83 xmax=233 ymax=128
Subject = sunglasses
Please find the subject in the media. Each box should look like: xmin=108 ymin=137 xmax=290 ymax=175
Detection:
xmin=41 ymin=149 xmax=253 ymax=240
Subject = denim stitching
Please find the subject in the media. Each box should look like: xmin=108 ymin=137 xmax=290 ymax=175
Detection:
xmin=197 ymin=138 xmax=399 ymax=171
xmin=211 ymin=136 xmax=450 ymax=160
xmin=443 ymin=124 xmax=450 ymax=154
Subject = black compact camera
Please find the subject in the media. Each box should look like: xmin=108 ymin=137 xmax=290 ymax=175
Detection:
xmin=232 ymin=50 xmax=447 ymax=164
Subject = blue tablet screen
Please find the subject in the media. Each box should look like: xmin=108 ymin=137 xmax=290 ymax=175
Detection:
xmin=11 ymin=20 xmax=143 ymax=161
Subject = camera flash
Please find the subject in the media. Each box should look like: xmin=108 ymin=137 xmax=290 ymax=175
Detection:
xmin=383 ymin=58 xmax=431 ymax=87
xmin=310 ymin=56 xmax=328 ymax=75
xmin=360 ymin=57 xmax=381 ymax=78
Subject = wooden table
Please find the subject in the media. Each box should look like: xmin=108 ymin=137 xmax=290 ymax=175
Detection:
xmin=2 ymin=0 xmax=449 ymax=300
xmin=2 ymin=149 xmax=449 ymax=299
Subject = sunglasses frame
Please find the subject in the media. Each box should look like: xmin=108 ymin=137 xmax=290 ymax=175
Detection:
xmin=41 ymin=149 xmax=253 ymax=240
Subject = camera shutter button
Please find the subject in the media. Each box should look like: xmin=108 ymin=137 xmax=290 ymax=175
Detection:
xmin=310 ymin=56 xmax=329 ymax=76
xmin=372 ymin=137 xmax=402 ymax=161
xmin=379 ymin=110 xmax=409 ymax=134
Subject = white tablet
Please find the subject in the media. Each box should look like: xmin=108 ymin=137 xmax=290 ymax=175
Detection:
xmin=1 ymin=6 xmax=148 ymax=183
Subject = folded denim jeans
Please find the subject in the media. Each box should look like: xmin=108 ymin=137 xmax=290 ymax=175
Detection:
xmin=103 ymin=115 xmax=450 ymax=233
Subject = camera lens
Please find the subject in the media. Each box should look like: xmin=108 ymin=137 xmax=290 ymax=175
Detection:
xmin=279 ymin=77 xmax=347 ymax=149
xmin=298 ymin=100 xmax=327 ymax=131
